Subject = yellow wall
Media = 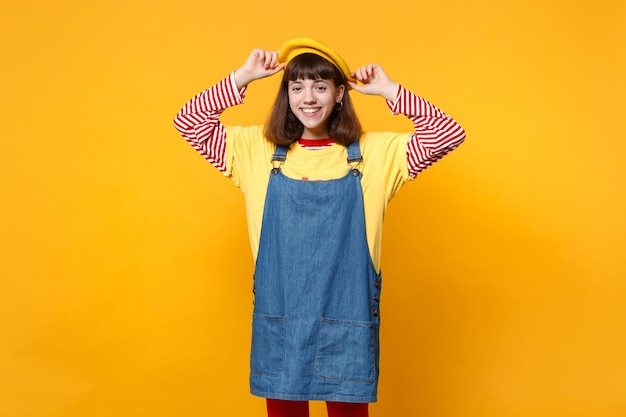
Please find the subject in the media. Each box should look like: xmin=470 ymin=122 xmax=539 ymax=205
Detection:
xmin=1 ymin=0 xmax=624 ymax=416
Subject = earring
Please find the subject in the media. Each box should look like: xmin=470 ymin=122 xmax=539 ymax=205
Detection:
xmin=333 ymin=101 xmax=344 ymax=111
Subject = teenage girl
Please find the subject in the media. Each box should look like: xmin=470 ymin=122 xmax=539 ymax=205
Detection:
xmin=173 ymin=38 xmax=465 ymax=417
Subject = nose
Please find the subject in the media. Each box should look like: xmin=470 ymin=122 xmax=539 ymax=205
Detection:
xmin=303 ymin=87 xmax=316 ymax=103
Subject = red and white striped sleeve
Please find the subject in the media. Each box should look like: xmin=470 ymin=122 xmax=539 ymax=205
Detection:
xmin=386 ymin=86 xmax=466 ymax=177
xmin=173 ymin=72 xmax=246 ymax=173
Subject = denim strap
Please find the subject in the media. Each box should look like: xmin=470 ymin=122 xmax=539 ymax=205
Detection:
xmin=346 ymin=141 xmax=362 ymax=164
xmin=271 ymin=145 xmax=289 ymax=162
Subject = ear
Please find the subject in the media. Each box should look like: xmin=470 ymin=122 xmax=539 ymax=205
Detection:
xmin=336 ymin=84 xmax=346 ymax=102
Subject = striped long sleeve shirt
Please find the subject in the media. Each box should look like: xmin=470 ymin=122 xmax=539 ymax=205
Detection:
xmin=173 ymin=72 xmax=465 ymax=177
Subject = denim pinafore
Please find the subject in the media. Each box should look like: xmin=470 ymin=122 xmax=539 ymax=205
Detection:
xmin=250 ymin=142 xmax=382 ymax=403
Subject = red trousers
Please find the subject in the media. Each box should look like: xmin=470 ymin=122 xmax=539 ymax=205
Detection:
xmin=266 ymin=399 xmax=368 ymax=417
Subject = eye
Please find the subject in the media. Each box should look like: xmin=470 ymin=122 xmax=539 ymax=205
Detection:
xmin=290 ymin=85 xmax=302 ymax=92
xmin=315 ymin=85 xmax=327 ymax=92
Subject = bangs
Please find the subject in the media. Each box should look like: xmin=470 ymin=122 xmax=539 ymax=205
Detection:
xmin=284 ymin=53 xmax=343 ymax=83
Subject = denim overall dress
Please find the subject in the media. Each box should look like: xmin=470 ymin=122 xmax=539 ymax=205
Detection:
xmin=250 ymin=142 xmax=382 ymax=403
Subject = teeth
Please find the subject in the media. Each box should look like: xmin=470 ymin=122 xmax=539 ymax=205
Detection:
xmin=302 ymin=108 xmax=320 ymax=114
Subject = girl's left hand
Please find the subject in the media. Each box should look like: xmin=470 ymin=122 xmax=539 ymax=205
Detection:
xmin=349 ymin=64 xmax=399 ymax=101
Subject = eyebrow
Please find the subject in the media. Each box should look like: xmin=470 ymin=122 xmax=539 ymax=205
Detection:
xmin=289 ymin=79 xmax=331 ymax=85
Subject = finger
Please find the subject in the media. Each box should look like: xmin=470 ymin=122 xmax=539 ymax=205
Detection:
xmin=269 ymin=62 xmax=286 ymax=75
xmin=264 ymin=51 xmax=271 ymax=66
xmin=348 ymin=81 xmax=365 ymax=93
xmin=249 ymin=49 xmax=261 ymax=65
xmin=269 ymin=51 xmax=279 ymax=68
xmin=354 ymin=67 xmax=368 ymax=82
xmin=265 ymin=51 xmax=275 ymax=68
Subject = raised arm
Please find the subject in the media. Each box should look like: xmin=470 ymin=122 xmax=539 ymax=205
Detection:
xmin=173 ymin=74 xmax=243 ymax=173
xmin=350 ymin=64 xmax=466 ymax=177
xmin=172 ymin=49 xmax=284 ymax=173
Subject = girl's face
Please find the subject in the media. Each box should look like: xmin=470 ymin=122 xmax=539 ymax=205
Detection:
xmin=287 ymin=78 xmax=345 ymax=139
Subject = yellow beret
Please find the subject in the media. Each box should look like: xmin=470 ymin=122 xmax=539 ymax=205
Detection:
xmin=278 ymin=37 xmax=356 ymax=83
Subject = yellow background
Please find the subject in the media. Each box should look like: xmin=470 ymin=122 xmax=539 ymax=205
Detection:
xmin=1 ymin=0 xmax=625 ymax=416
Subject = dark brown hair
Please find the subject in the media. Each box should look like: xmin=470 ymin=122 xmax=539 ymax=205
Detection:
xmin=264 ymin=53 xmax=362 ymax=146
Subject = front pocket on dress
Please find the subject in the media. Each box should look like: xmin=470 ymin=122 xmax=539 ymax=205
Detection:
xmin=250 ymin=314 xmax=285 ymax=376
xmin=314 ymin=318 xmax=377 ymax=383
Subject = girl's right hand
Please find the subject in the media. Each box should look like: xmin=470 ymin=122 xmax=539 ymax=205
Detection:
xmin=234 ymin=49 xmax=285 ymax=89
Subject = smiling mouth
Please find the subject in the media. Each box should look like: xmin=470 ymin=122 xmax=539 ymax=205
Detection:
xmin=301 ymin=108 xmax=321 ymax=115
